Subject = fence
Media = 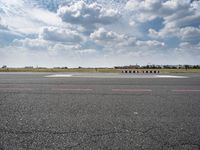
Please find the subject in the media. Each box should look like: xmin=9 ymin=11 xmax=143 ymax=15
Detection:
xmin=121 ymin=70 xmax=160 ymax=74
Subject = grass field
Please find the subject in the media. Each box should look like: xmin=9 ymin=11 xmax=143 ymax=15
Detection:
xmin=158 ymin=69 xmax=200 ymax=73
xmin=0 ymin=68 xmax=119 ymax=73
xmin=0 ymin=68 xmax=200 ymax=74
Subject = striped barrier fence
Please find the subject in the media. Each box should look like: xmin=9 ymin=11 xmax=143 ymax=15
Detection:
xmin=121 ymin=70 xmax=160 ymax=74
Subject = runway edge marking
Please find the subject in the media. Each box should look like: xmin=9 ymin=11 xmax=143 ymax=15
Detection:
xmin=52 ymin=88 xmax=93 ymax=91
xmin=112 ymin=89 xmax=152 ymax=92
xmin=172 ymin=89 xmax=200 ymax=92
xmin=45 ymin=75 xmax=73 ymax=78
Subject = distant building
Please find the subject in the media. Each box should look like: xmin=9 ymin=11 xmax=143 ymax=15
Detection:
xmin=37 ymin=67 xmax=47 ymax=69
xmin=2 ymin=65 xmax=7 ymax=69
xmin=24 ymin=66 xmax=34 ymax=69
xmin=53 ymin=67 xmax=61 ymax=69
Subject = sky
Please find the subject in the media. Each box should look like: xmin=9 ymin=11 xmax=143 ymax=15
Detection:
xmin=0 ymin=0 xmax=200 ymax=67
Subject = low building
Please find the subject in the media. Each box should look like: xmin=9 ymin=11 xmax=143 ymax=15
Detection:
xmin=24 ymin=66 xmax=34 ymax=69
xmin=2 ymin=65 xmax=7 ymax=69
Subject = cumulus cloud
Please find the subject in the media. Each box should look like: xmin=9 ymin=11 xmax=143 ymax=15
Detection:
xmin=13 ymin=33 xmax=84 ymax=53
xmin=125 ymin=0 xmax=199 ymax=23
xmin=180 ymin=26 xmax=200 ymax=42
xmin=126 ymin=0 xmax=200 ymax=39
xmin=136 ymin=40 xmax=165 ymax=47
xmin=90 ymin=27 xmax=165 ymax=49
xmin=178 ymin=42 xmax=200 ymax=54
xmin=90 ymin=28 xmax=127 ymax=43
xmin=149 ymin=26 xmax=200 ymax=43
xmin=12 ymin=28 xmax=93 ymax=55
xmin=39 ymin=26 xmax=84 ymax=43
xmin=13 ymin=38 xmax=51 ymax=51
xmin=58 ymin=1 xmax=120 ymax=28
xmin=90 ymin=27 xmax=136 ymax=48
xmin=124 ymin=0 xmax=200 ymax=48
xmin=125 ymin=0 xmax=162 ymax=22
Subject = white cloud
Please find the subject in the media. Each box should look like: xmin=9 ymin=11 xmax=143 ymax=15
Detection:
xmin=178 ymin=42 xmax=200 ymax=55
xmin=91 ymin=27 xmax=165 ymax=50
xmin=12 ymin=31 xmax=93 ymax=56
xmin=39 ymin=26 xmax=84 ymax=43
xmin=90 ymin=27 xmax=136 ymax=47
xmin=90 ymin=28 xmax=125 ymax=42
xmin=58 ymin=1 xmax=120 ymax=28
xmin=136 ymin=40 xmax=165 ymax=47
xmin=149 ymin=26 xmax=200 ymax=43
xmin=0 ymin=0 xmax=63 ymax=34
xmin=13 ymin=38 xmax=51 ymax=51
xmin=126 ymin=0 xmax=200 ymax=42
xmin=125 ymin=0 xmax=162 ymax=22
xmin=125 ymin=0 xmax=197 ymax=23
xmin=180 ymin=26 xmax=200 ymax=42
xmin=148 ymin=27 xmax=178 ymax=38
xmin=126 ymin=0 xmax=162 ymax=12
xmin=0 ymin=17 xmax=8 ymax=30
xmin=0 ymin=0 xmax=24 ymax=6
xmin=12 ymin=36 xmax=84 ymax=54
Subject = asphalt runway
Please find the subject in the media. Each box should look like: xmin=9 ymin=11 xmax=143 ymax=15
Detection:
xmin=0 ymin=73 xmax=200 ymax=150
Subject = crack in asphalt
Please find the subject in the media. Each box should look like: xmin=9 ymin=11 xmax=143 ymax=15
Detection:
xmin=0 ymin=127 xmax=155 ymax=136
xmin=0 ymin=128 xmax=87 ymax=135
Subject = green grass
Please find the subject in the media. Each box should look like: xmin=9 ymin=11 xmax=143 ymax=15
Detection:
xmin=159 ymin=69 xmax=200 ymax=73
xmin=0 ymin=68 xmax=119 ymax=73
xmin=0 ymin=68 xmax=200 ymax=73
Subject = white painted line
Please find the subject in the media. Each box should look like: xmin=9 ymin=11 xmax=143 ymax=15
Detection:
xmin=52 ymin=88 xmax=93 ymax=91
xmin=172 ymin=89 xmax=200 ymax=92
xmin=0 ymin=88 xmax=32 ymax=91
xmin=45 ymin=74 xmax=188 ymax=79
xmin=112 ymin=89 xmax=152 ymax=92
xmin=45 ymin=74 xmax=72 ymax=78
xmin=155 ymin=75 xmax=188 ymax=78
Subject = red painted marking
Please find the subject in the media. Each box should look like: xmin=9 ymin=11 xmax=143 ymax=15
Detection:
xmin=52 ymin=88 xmax=93 ymax=91
xmin=0 ymin=88 xmax=32 ymax=91
xmin=112 ymin=89 xmax=152 ymax=92
xmin=172 ymin=89 xmax=200 ymax=92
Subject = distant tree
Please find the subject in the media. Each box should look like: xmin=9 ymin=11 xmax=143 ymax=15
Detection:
xmin=156 ymin=65 xmax=162 ymax=69
xmin=172 ymin=66 xmax=177 ymax=69
xmin=193 ymin=65 xmax=200 ymax=69
xmin=163 ymin=65 xmax=170 ymax=69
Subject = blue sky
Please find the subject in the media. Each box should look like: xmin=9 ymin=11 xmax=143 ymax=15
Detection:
xmin=0 ymin=0 xmax=200 ymax=67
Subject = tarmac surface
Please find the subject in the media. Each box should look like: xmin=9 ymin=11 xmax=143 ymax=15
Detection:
xmin=0 ymin=72 xmax=200 ymax=150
